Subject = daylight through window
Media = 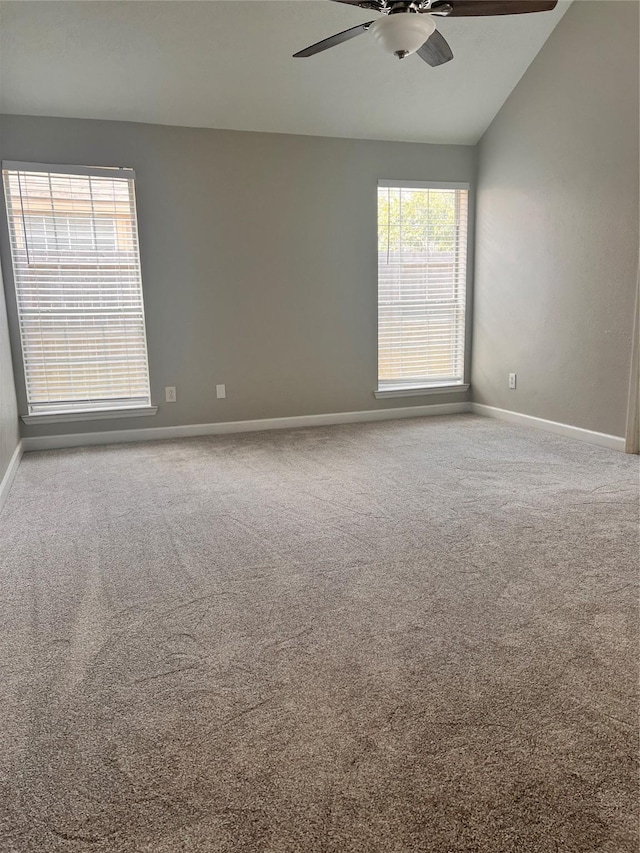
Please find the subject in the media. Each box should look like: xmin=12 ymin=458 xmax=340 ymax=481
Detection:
xmin=378 ymin=182 xmax=469 ymax=391
xmin=2 ymin=163 xmax=152 ymax=416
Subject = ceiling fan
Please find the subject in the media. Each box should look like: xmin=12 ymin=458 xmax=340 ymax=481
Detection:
xmin=293 ymin=0 xmax=558 ymax=67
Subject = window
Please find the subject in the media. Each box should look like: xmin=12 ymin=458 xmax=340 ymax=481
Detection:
xmin=2 ymin=162 xmax=152 ymax=418
xmin=377 ymin=181 xmax=469 ymax=393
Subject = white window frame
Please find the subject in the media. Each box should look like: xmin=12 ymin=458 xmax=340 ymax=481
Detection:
xmin=2 ymin=161 xmax=156 ymax=423
xmin=375 ymin=179 xmax=470 ymax=399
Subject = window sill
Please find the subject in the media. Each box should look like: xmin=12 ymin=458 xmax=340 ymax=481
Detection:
xmin=21 ymin=405 xmax=158 ymax=425
xmin=374 ymin=383 xmax=469 ymax=400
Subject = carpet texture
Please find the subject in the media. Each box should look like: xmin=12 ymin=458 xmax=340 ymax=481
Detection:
xmin=0 ymin=415 xmax=638 ymax=852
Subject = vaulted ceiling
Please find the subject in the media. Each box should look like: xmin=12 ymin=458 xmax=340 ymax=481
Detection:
xmin=0 ymin=0 xmax=570 ymax=144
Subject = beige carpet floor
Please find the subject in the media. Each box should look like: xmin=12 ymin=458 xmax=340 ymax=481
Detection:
xmin=0 ymin=414 xmax=638 ymax=852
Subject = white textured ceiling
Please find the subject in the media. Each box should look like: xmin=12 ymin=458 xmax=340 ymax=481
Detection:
xmin=0 ymin=0 xmax=570 ymax=144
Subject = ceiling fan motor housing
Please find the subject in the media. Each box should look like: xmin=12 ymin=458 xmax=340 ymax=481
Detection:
xmin=369 ymin=10 xmax=437 ymax=58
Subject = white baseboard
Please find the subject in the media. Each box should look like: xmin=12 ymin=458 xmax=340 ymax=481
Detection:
xmin=471 ymin=403 xmax=626 ymax=452
xmin=0 ymin=440 xmax=23 ymax=513
xmin=22 ymin=402 xmax=471 ymax=452
xmin=16 ymin=401 xmax=628 ymax=455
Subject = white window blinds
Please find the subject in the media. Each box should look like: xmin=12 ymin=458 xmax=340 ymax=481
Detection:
xmin=3 ymin=162 xmax=151 ymax=416
xmin=378 ymin=182 xmax=468 ymax=390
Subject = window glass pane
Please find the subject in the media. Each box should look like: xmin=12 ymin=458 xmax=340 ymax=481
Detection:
xmin=3 ymin=166 xmax=152 ymax=415
xmin=378 ymin=185 xmax=468 ymax=388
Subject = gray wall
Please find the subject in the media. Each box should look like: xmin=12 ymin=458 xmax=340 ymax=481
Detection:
xmin=0 ymin=116 xmax=475 ymax=439
xmin=0 ymin=261 xmax=19 ymax=481
xmin=472 ymin=0 xmax=639 ymax=438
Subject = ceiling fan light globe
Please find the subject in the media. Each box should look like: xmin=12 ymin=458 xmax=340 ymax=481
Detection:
xmin=369 ymin=14 xmax=437 ymax=57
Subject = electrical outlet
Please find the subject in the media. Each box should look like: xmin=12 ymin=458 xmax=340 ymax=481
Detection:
xmin=165 ymin=386 xmax=177 ymax=403
xmin=216 ymin=384 xmax=226 ymax=400
xmin=508 ymin=373 xmax=517 ymax=390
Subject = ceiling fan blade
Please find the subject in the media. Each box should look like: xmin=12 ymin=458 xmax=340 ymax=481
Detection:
xmin=417 ymin=29 xmax=453 ymax=66
xmin=431 ymin=0 xmax=557 ymax=15
xmin=329 ymin=0 xmax=384 ymax=9
xmin=293 ymin=22 xmax=373 ymax=58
